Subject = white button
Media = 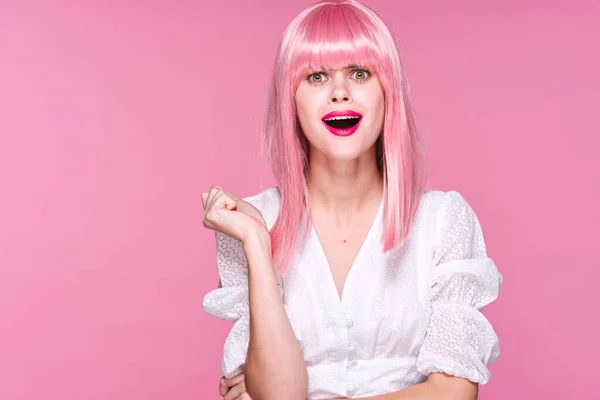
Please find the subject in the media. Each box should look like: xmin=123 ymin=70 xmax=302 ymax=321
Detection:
xmin=347 ymin=319 xmax=354 ymax=328
xmin=348 ymin=349 xmax=357 ymax=360
xmin=348 ymin=359 xmax=358 ymax=368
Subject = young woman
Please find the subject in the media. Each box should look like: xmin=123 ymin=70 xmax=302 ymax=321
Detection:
xmin=201 ymin=1 xmax=503 ymax=399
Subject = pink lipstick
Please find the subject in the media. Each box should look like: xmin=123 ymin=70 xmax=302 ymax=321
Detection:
xmin=321 ymin=110 xmax=362 ymax=137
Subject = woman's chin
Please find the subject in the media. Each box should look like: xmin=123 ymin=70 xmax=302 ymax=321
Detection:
xmin=322 ymin=147 xmax=371 ymax=163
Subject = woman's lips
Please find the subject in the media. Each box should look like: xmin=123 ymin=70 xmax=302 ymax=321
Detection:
xmin=321 ymin=118 xmax=362 ymax=136
xmin=322 ymin=110 xmax=362 ymax=120
xmin=321 ymin=110 xmax=363 ymax=137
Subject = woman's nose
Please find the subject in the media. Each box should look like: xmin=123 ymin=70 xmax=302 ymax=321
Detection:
xmin=329 ymin=86 xmax=351 ymax=103
xmin=329 ymin=75 xmax=352 ymax=103
xmin=330 ymin=94 xmax=350 ymax=103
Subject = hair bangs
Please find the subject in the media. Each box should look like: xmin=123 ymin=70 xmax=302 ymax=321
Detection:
xmin=289 ymin=4 xmax=385 ymax=90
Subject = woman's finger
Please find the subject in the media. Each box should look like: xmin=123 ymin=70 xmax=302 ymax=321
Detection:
xmin=224 ymin=381 xmax=246 ymax=400
xmin=210 ymin=186 xmax=240 ymax=211
xmin=206 ymin=186 xmax=221 ymax=210
xmin=201 ymin=192 xmax=209 ymax=209
xmin=223 ymin=372 xmax=245 ymax=387
xmin=219 ymin=191 xmax=237 ymax=211
xmin=237 ymin=392 xmax=252 ymax=400
xmin=207 ymin=190 xmax=223 ymax=211
xmin=219 ymin=372 xmax=245 ymax=397
xmin=219 ymin=376 xmax=229 ymax=396
xmin=206 ymin=192 xmax=235 ymax=223
xmin=208 ymin=188 xmax=236 ymax=213
xmin=203 ymin=190 xmax=226 ymax=228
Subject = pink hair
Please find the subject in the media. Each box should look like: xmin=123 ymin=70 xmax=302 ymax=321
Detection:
xmin=260 ymin=0 xmax=428 ymax=276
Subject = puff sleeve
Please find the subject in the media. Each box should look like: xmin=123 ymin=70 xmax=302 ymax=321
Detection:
xmin=202 ymin=231 xmax=284 ymax=378
xmin=416 ymin=191 xmax=503 ymax=384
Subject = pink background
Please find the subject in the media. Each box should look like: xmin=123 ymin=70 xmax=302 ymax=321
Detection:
xmin=1 ymin=0 xmax=599 ymax=399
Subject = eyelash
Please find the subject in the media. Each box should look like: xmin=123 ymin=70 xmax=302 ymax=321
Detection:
xmin=307 ymin=69 xmax=372 ymax=85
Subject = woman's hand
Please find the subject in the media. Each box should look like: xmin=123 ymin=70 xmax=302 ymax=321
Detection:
xmin=219 ymin=373 xmax=252 ymax=400
xmin=201 ymin=185 xmax=268 ymax=245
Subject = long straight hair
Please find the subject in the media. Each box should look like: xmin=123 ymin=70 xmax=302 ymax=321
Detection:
xmin=260 ymin=0 xmax=428 ymax=276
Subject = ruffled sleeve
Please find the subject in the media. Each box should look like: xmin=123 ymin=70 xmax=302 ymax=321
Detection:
xmin=416 ymin=191 xmax=503 ymax=384
xmin=202 ymin=231 xmax=284 ymax=378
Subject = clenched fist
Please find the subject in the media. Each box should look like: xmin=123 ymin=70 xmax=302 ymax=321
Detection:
xmin=201 ymin=185 xmax=268 ymax=245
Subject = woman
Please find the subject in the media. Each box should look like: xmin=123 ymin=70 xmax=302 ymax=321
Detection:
xmin=202 ymin=1 xmax=503 ymax=399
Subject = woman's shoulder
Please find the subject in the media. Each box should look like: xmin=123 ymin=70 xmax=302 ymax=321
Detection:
xmin=419 ymin=188 xmax=488 ymax=248
xmin=419 ymin=188 xmax=474 ymax=221
xmin=242 ymin=186 xmax=281 ymax=230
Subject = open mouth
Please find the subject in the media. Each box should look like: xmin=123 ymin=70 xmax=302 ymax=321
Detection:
xmin=323 ymin=116 xmax=361 ymax=129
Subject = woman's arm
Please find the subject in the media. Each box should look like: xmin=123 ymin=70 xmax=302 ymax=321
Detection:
xmin=324 ymin=373 xmax=477 ymax=400
xmin=242 ymin=229 xmax=308 ymax=400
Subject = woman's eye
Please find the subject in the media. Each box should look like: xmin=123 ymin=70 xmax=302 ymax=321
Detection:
xmin=308 ymin=72 xmax=326 ymax=83
xmin=352 ymin=70 xmax=370 ymax=80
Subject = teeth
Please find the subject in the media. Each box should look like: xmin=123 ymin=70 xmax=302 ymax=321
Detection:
xmin=325 ymin=116 xmax=360 ymax=121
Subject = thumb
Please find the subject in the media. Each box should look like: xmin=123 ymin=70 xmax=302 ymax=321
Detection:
xmin=218 ymin=192 xmax=237 ymax=211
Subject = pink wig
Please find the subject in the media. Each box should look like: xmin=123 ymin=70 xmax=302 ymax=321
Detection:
xmin=260 ymin=0 xmax=428 ymax=276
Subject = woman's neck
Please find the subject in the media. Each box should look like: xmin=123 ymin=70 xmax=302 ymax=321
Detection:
xmin=306 ymin=156 xmax=383 ymax=220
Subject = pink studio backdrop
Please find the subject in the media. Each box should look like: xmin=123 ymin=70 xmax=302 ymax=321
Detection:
xmin=1 ymin=1 xmax=598 ymax=399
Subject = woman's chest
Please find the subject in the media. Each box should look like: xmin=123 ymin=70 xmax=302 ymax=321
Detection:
xmin=282 ymin=237 xmax=434 ymax=365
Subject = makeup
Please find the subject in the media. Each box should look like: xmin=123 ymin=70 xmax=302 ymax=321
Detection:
xmin=321 ymin=110 xmax=362 ymax=137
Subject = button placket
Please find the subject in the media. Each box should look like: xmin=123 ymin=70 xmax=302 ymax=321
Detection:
xmin=348 ymin=348 xmax=357 ymax=360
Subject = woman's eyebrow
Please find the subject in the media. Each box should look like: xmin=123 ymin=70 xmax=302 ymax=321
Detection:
xmin=317 ymin=64 xmax=363 ymax=71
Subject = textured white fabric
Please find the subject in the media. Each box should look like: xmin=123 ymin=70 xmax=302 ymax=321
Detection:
xmin=202 ymin=187 xmax=503 ymax=399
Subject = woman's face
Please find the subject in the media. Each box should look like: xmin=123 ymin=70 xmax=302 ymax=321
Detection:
xmin=295 ymin=65 xmax=384 ymax=162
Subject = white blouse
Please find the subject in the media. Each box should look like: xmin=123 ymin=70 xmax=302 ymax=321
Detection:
xmin=203 ymin=187 xmax=503 ymax=399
